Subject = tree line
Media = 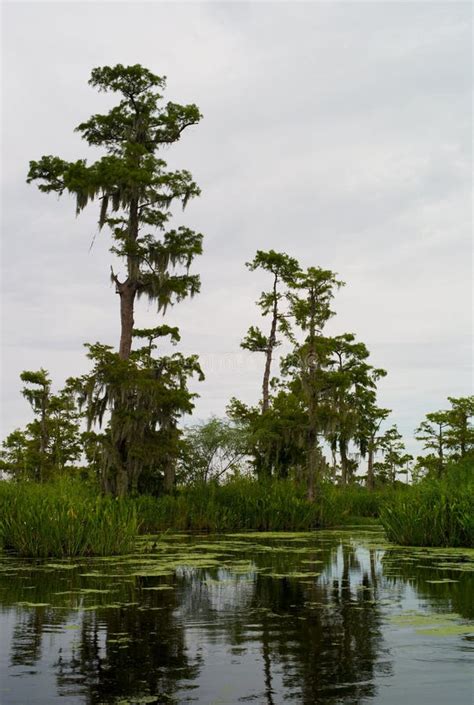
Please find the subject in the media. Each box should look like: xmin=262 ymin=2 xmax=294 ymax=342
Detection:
xmin=1 ymin=64 xmax=472 ymax=496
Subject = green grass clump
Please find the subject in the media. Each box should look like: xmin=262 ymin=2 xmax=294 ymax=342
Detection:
xmin=136 ymin=479 xmax=395 ymax=534
xmin=381 ymin=460 xmax=474 ymax=547
xmin=320 ymin=484 xmax=395 ymax=524
xmin=0 ymin=480 xmax=138 ymax=557
xmin=136 ymin=478 xmax=322 ymax=533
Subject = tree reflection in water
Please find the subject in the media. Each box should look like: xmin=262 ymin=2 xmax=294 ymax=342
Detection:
xmin=2 ymin=532 xmax=471 ymax=705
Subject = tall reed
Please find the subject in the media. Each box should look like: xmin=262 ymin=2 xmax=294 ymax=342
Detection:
xmin=135 ymin=478 xmax=392 ymax=534
xmin=0 ymin=480 xmax=138 ymax=557
xmin=136 ymin=478 xmax=323 ymax=533
xmin=381 ymin=460 xmax=474 ymax=547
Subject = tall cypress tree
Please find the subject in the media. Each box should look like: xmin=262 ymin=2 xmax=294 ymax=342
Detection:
xmin=27 ymin=64 xmax=203 ymax=359
xmin=285 ymin=267 xmax=344 ymax=498
xmin=241 ymin=251 xmax=300 ymax=413
xmin=27 ymin=65 xmax=204 ymax=495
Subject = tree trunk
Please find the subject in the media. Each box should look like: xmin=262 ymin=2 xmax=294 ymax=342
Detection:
xmin=39 ymin=387 xmax=50 ymax=482
xmin=438 ymin=427 xmax=444 ymax=478
xmin=307 ymin=443 xmax=318 ymax=501
xmin=118 ymin=281 xmax=136 ymax=360
xmin=307 ymin=421 xmax=321 ymax=501
xmin=115 ymin=466 xmax=129 ymax=497
xmin=339 ymin=438 xmax=348 ymax=485
xmin=367 ymin=444 xmax=375 ymax=491
xmin=101 ymin=467 xmax=113 ymax=495
xmin=164 ymin=457 xmax=176 ymax=493
xmin=262 ymin=275 xmax=278 ymax=413
xmin=117 ymin=195 xmax=139 ymax=361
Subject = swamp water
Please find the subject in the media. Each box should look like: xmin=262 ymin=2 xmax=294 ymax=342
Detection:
xmin=0 ymin=528 xmax=472 ymax=705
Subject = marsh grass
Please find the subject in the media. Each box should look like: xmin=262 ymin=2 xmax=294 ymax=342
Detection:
xmin=320 ymin=484 xmax=395 ymax=524
xmin=136 ymin=479 xmax=323 ymax=533
xmin=381 ymin=460 xmax=474 ymax=547
xmin=2 ymin=478 xmax=380 ymax=557
xmin=4 ymin=470 xmax=469 ymax=557
xmin=381 ymin=485 xmax=474 ymax=547
xmin=136 ymin=479 xmax=394 ymax=534
xmin=0 ymin=480 xmax=138 ymax=557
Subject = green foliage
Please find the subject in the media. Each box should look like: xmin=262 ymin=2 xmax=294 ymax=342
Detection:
xmin=0 ymin=370 xmax=83 ymax=482
xmin=71 ymin=341 xmax=204 ymax=496
xmin=374 ymin=425 xmax=412 ymax=485
xmin=381 ymin=457 xmax=474 ymax=547
xmin=135 ymin=480 xmax=397 ymax=533
xmin=240 ymin=325 xmax=269 ymax=354
xmin=415 ymin=396 xmax=474 ymax=479
xmin=356 ymin=402 xmax=391 ymax=489
xmin=415 ymin=411 xmax=450 ymax=478
xmin=241 ymin=250 xmax=301 ymax=417
xmin=320 ymin=484 xmax=397 ymax=523
xmin=135 ymin=478 xmax=322 ymax=533
xmin=228 ymin=391 xmax=308 ymax=480
xmin=234 ymin=258 xmax=390 ymax=492
xmin=26 ymin=65 xmax=205 ymax=496
xmin=286 ymin=266 xmax=344 ymax=335
xmin=323 ymin=333 xmax=387 ymax=484
xmin=0 ymin=429 xmax=35 ymax=480
xmin=179 ymin=417 xmax=248 ymax=484
xmin=446 ymin=396 xmax=474 ymax=457
xmin=0 ymin=480 xmax=138 ymax=557
xmin=27 ymin=64 xmax=203 ymax=331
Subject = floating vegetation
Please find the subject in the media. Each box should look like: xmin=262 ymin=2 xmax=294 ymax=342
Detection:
xmin=78 ymin=588 xmax=115 ymax=594
xmin=0 ymin=527 xmax=472 ymax=705
xmin=268 ymin=571 xmax=321 ymax=579
xmin=390 ymin=610 xmax=474 ymax=638
xmin=416 ymin=625 xmax=474 ymax=636
xmin=112 ymin=696 xmax=161 ymax=705
xmin=226 ymin=531 xmax=318 ymax=539
xmin=425 ymin=579 xmax=459 ymax=584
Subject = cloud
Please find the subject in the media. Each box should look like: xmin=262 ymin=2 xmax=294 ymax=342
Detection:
xmin=1 ymin=1 xmax=471 ymax=456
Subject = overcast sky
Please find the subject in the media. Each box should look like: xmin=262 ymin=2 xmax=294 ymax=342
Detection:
xmin=1 ymin=1 xmax=472 ymax=455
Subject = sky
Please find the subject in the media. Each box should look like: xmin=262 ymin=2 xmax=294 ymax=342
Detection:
xmin=1 ymin=1 xmax=472 ymax=456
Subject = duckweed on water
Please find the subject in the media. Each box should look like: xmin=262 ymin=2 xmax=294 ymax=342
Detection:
xmin=390 ymin=611 xmax=474 ymax=637
xmin=425 ymin=579 xmax=459 ymax=584
xmin=1 ymin=528 xmax=472 ymax=705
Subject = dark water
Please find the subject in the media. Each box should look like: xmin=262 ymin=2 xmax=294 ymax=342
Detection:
xmin=0 ymin=528 xmax=472 ymax=705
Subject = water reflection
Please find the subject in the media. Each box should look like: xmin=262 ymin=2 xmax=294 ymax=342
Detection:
xmin=0 ymin=530 xmax=472 ymax=705
xmin=382 ymin=547 xmax=474 ymax=620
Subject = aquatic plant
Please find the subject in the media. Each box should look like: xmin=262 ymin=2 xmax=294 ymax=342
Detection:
xmin=381 ymin=463 xmax=474 ymax=547
xmin=0 ymin=480 xmax=138 ymax=557
xmin=319 ymin=484 xmax=395 ymax=524
xmin=136 ymin=478 xmax=322 ymax=533
xmin=135 ymin=479 xmax=395 ymax=533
